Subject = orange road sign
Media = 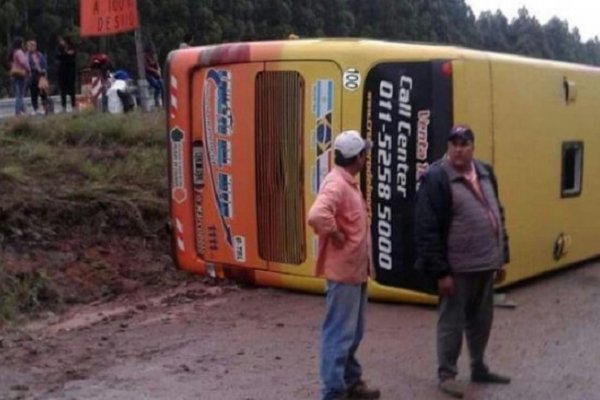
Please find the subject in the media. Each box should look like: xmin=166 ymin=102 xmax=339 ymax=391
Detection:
xmin=80 ymin=0 xmax=139 ymax=37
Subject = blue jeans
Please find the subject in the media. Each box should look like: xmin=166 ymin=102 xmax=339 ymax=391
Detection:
xmin=12 ymin=78 xmax=27 ymax=115
xmin=147 ymin=76 xmax=163 ymax=106
xmin=320 ymin=281 xmax=367 ymax=400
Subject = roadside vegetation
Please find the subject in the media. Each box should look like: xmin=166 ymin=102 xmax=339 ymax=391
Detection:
xmin=0 ymin=111 xmax=188 ymax=325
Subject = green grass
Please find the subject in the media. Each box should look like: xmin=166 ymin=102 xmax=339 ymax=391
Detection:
xmin=15 ymin=141 xmax=55 ymax=163
xmin=0 ymin=268 xmax=62 ymax=322
xmin=0 ymin=110 xmax=167 ymax=199
xmin=0 ymin=109 xmax=185 ymax=323
xmin=1 ymin=110 xmax=165 ymax=147
xmin=0 ymin=165 xmax=26 ymax=183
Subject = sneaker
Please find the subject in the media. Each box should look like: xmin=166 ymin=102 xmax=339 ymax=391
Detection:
xmin=347 ymin=380 xmax=381 ymax=399
xmin=439 ymin=378 xmax=465 ymax=398
xmin=472 ymin=371 xmax=511 ymax=384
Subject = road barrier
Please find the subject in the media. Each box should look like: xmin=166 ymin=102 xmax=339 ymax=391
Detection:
xmin=0 ymin=96 xmax=69 ymax=119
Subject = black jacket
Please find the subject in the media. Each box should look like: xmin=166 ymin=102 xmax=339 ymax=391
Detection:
xmin=414 ymin=159 xmax=510 ymax=280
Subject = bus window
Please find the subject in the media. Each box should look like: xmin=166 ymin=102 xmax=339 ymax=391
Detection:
xmin=561 ymin=141 xmax=583 ymax=197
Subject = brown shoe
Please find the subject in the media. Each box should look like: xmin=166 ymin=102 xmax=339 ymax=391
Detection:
xmin=439 ymin=378 xmax=465 ymax=398
xmin=347 ymin=380 xmax=381 ymax=399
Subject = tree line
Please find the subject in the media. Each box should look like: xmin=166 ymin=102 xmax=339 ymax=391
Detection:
xmin=2 ymin=0 xmax=600 ymax=97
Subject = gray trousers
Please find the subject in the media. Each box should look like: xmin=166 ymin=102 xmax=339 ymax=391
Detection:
xmin=437 ymin=270 xmax=495 ymax=380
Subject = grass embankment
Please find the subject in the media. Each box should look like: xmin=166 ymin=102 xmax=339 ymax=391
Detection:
xmin=0 ymin=111 xmax=187 ymax=324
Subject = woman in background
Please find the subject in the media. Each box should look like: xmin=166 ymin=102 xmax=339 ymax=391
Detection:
xmin=7 ymin=37 xmax=30 ymax=116
xmin=27 ymin=40 xmax=48 ymax=115
xmin=144 ymin=46 xmax=163 ymax=107
xmin=56 ymin=36 xmax=77 ymax=112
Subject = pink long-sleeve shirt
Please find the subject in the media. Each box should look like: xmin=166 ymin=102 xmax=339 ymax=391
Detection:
xmin=12 ymin=49 xmax=30 ymax=75
xmin=307 ymin=166 xmax=373 ymax=284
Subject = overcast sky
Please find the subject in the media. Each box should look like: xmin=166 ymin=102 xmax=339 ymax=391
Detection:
xmin=466 ymin=0 xmax=600 ymax=41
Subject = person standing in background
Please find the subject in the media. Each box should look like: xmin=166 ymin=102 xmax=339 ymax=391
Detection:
xmin=7 ymin=37 xmax=30 ymax=116
xmin=56 ymin=36 xmax=76 ymax=112
xmin=179 ymin=32 xmax=193 ymax=49
xmin=27 ymin=40 xmax=48 ymax=115
xmin=144 ymin=46 xmax=163 ymax=107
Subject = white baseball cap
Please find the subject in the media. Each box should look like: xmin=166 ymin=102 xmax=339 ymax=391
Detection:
xmin=334 ymin=130 xmax=372 ymax=158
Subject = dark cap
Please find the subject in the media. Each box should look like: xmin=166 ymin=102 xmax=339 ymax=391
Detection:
xmin=448 ymin=124 xmax=474 ymax=142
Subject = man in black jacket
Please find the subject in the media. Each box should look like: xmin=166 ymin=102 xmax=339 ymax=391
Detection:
xmin=414 ymin=124 xmax=511 ymax=399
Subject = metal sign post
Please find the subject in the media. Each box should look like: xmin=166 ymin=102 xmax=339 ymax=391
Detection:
xmin=134 ymin=24 xmax=151 ymax=112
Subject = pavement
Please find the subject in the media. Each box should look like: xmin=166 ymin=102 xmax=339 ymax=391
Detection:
xmin=0 ymin=262 xmax=598 ymax=400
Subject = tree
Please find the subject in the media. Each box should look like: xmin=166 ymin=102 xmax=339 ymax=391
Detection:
xmin=476 ymin=10 xmax=510 ymax=53
xmin=508 ymin=7 xmax=552 ymax=59
xmin=544 ymin=17 xmax=578 ymax=62
xmin=2 ymin=0 xmax=600 ymax=98
xmin=253 ymin=0 xmax=292 ymax=39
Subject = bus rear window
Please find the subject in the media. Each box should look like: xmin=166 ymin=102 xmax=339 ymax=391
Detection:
xmin=561 ymin=141 xmax=583 ymax=197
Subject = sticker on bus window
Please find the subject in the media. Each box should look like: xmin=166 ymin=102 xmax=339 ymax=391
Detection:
xmin=312 ymin=79 xmax=333 ymax=121
xmin=312 ymin=149 xmax=332 ymax=193
xmin=217 ymin=139 xmax=231 ymax=166
xmin=203 ymin=68 xmax=236 ymax=247
xmin=206 ymin=69 xmax=233 ymax=136
xmin=217 ymin=173 xmax=233 ymax=218
xmin=311 ymin=79 xmax=334 ymax=193
xmin=361 ymin=61 xmax=451 ymax=292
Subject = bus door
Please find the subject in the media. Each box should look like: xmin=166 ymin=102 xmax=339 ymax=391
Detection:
xmin=191 ymin=62 xmax=268 ymax=270
xmin=257 ymin=61 xmax=343 ymax=276
xmin=363 ymin=61 xmax=453 ymax=293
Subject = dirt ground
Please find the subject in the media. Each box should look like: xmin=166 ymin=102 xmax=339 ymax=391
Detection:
xmin=0 ymin=260 xmax=599 ymax=400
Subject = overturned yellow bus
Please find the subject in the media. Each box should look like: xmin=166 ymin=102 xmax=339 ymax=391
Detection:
xmin=165 ymin=39 xmax=600 ymax=303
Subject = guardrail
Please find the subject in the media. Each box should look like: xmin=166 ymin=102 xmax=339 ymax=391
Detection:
xmin=1 ymin=83 xmax=158 ymax=119
xmin=0 ymin=96 xmax=70 ymax=119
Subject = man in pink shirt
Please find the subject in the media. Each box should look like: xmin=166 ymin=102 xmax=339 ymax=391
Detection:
xmin=308 ymin=130 xmax=380 ymax=400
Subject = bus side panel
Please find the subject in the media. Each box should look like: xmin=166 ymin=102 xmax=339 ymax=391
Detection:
xmin=192 ymin=63 xmax=268 ymax=270
xmin=168 ymin=42 xmax=264 ymax=274
xmin=491 ymin=60 xmax=600 ymax=283
xmin=167 ymin=49 xmax=205 ymax=274
xmin=452 ymin=58 xmax=494 ymax=164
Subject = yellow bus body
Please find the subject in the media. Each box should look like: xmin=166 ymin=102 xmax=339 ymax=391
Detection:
xmin=166 ymin=39 xmax=600 ymax=304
